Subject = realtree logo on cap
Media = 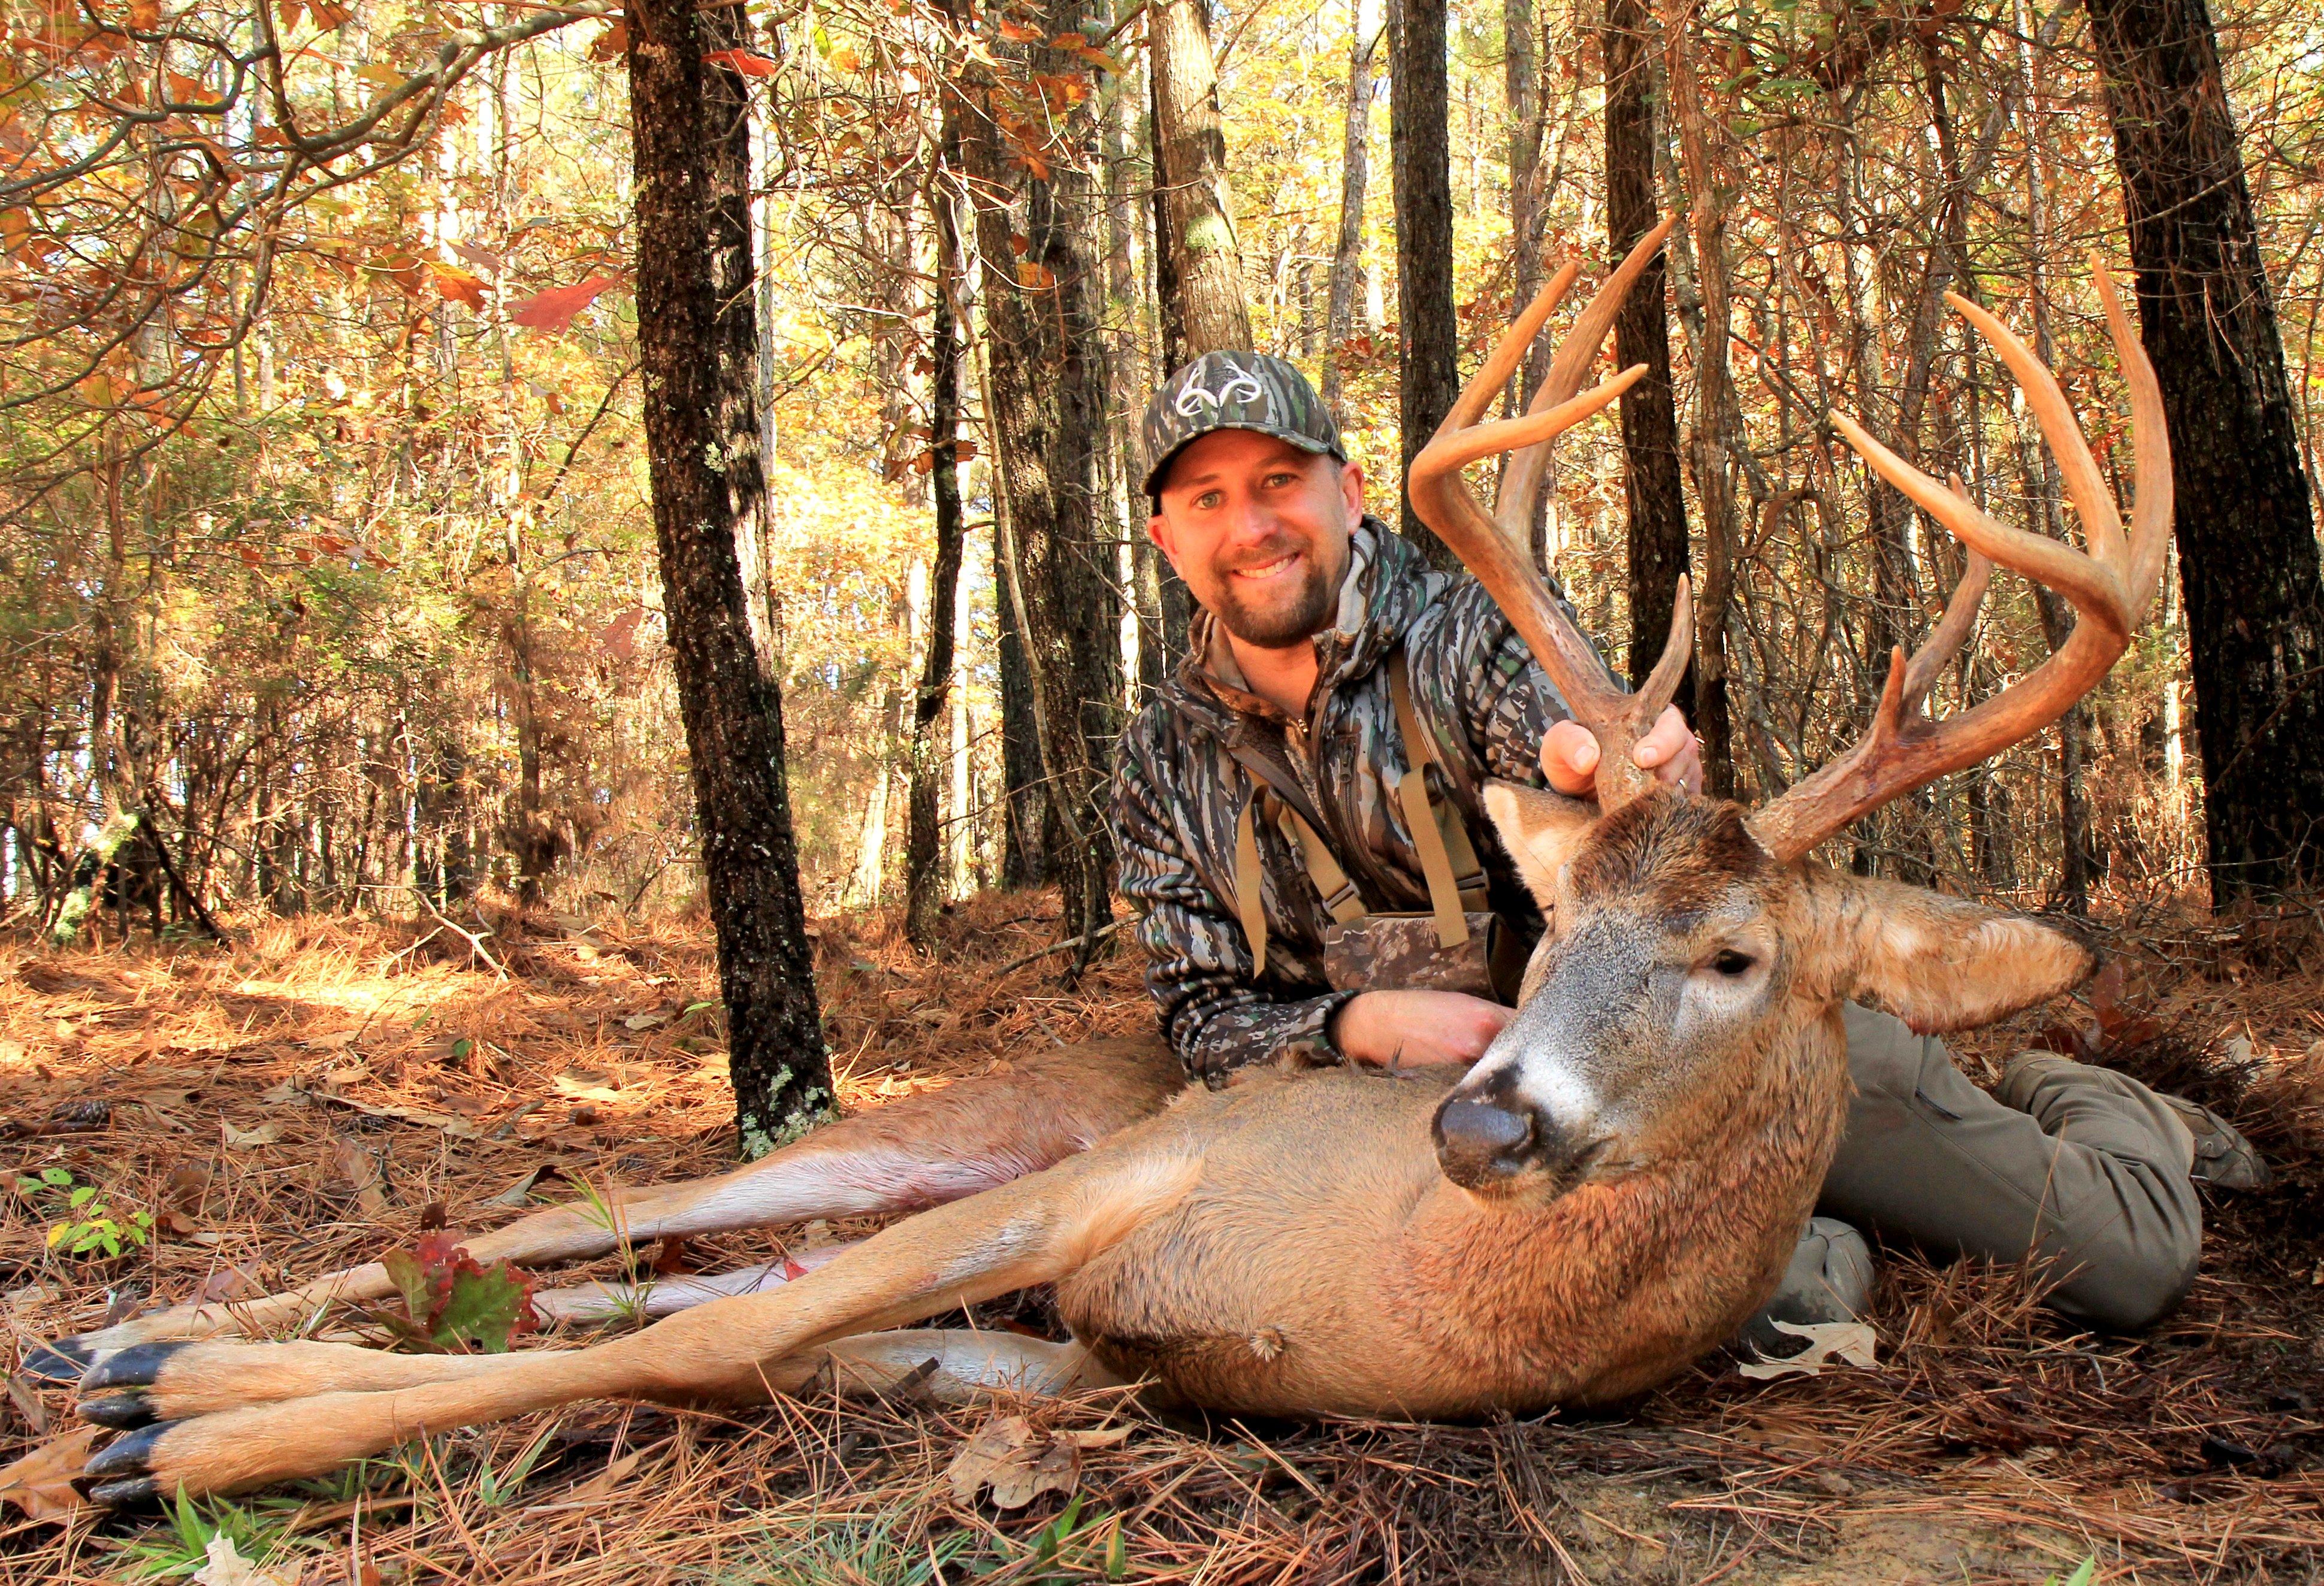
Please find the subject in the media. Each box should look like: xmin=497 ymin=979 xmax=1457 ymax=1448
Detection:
xmin=1142 ymin=350 xmax=1345 ymax=500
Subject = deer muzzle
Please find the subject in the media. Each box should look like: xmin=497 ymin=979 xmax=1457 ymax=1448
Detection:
xmin=1431 ymin=1085 xmax=1598 ymax=1194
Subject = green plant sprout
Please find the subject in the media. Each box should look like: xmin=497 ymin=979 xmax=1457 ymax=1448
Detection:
xmin=15 ymin=1167 xmax=155 ymax=1259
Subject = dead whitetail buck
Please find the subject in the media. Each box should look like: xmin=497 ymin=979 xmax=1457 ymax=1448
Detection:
xmin=22 ymin=224 xmax=2169 ymax=1506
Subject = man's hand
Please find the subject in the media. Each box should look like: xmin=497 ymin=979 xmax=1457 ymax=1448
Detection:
xmin=1541 ymin=704 xmax=1702 ymax=798
xmin=1333 ymin=989 xmax=1513 ymax=1070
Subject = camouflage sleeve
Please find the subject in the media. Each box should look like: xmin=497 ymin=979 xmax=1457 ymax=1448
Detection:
xmin=1410 ymin=578 xmax=1625 ymax=800
xmin=1112 ymin=732 xmax=1358 ymax=1089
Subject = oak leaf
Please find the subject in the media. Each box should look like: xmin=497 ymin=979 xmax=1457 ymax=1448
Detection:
xmin=705 ymin=47 xmax=778 ymax=77
xmin=510 ymin=275 xmax=621 ymax=332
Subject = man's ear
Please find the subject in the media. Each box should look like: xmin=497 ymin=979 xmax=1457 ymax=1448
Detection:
xmin=1806 ymin=873 xmax=2097 ymax=1034
xmin=1338 ymin=459 xmax=1364 ymax=526
xmin=1482 ymin=780 xmax=1596 ymax=910
xmin=1147 ymin=512 xmax=1176 ymax=568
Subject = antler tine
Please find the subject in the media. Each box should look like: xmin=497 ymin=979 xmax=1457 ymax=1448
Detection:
xmin=1746 ymin=267 xmax=2171 ymax=865
xmin=1494 ymin=221 xmax=1679 ymax=547
xmin=1897 ymin=481 xmax=1992 ymax=715
xmin=1409 ymin=221 xmax=1680 ymax=810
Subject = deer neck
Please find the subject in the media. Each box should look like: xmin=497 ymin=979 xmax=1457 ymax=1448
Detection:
xmin=1395 ymin=1001 xmax=1851 ymax=1401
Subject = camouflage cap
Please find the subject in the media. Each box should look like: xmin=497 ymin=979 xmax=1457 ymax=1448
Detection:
xmin=1141 ymin=351 xmax=1345 ymax=502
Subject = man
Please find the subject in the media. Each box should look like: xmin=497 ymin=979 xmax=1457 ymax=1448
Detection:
xmin=1111 ymin=350 xmax=2265 ymax=1342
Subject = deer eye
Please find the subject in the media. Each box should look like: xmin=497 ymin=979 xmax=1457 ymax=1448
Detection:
xmin=1709 ymin=948 xmax=1756 ymax=977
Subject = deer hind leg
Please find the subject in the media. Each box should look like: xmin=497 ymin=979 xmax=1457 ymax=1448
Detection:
xmin=28 ymin=1037 xmax=1180 ymax=1381
xmin=77 ymin=1135 xmax=1201 ymax=1503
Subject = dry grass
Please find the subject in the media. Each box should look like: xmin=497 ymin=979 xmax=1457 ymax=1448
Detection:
xmin=1 ymin=891 xmax=2320 ymax=1584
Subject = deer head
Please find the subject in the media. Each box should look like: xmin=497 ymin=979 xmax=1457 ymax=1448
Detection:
xmin=1415 ymin=226 xmax=2169 ymax=1200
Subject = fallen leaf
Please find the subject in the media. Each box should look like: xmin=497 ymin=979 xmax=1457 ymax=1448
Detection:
xmin=946 ymin=1415 xmax=1087 ymax=1509
xmin=491 ymin=1165 xmax=549 ymax=1207
xmin=336 ymin=1139 xmax=388 ymax=1216
xmin=0 ymin=1426 xmax=99 ymax=1522
xmin=1737 ymin=1321 xmax=1879 ymax=1381
xmin=192 ymin=1532 xmax=303 ymax=1585
xmin=221 ymin=1119 xmax=283 ymax=1150
xmin=622 ymin=1010 xmax=668 ymax=1031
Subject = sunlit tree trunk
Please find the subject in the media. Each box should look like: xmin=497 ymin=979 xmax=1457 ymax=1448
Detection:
xmin=627 ymin=0 xmax=831 ymax=1153
xmin=1321 ymin=0 xmax=1379 ymax=413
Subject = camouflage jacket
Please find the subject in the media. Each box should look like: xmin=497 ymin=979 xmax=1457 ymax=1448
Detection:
xmin=1112 ymin=520 xmax=1600 ymax=1087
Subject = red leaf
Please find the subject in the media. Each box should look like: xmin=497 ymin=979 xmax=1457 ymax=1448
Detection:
xmin=705 ymin=47 xmax=778 ymax=77
xmin=510 ymin=274 xmax=621 ymax=332
xmin=587 ymin=17 xmax=627 ymax=61
xmin=996 ymin=19 xmax=1044 ymax=41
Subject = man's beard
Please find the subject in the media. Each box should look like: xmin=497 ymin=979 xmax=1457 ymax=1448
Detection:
xmin=1208 ymin=543 xmax=1344 ymax=648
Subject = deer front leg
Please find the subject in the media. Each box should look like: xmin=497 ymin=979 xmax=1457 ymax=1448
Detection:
xmin=26 ymin=1037 xmax=1181 ymax=1380
xmin=77 ymin=1141 xmax=1201 ymax=1504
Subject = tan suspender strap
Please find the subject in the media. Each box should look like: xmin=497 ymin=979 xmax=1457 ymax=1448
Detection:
xmin=1280 ymin=804 xmax=1367 ymax=925
xmin=1234 ymin=794 xmax=1269 ymax=979
xmin=1388 ymin=651 xmax=1492 ymax=912
xmin=1388 ymin=655 xmax=1471 ymax=951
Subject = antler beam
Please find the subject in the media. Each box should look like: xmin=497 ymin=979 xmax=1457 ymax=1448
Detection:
xmin=1407 ymin=219 xmax=1687 ymax=810
xmin=1746 ymin=259 xmax=2171 ymax=864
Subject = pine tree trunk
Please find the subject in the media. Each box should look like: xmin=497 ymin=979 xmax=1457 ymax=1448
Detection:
xmin=1603 ymin=0 xmax=1692 ymax=696
xmin=1149 ymin=0 xmax=1252 ymax=358
xmin=907 ymin=154 xmax=968 ymax=949
xmin=627 ymin=0 xmax=832 ymax=1154
xmin=961 ymin=0 xmax=1125 ymax=954
xmin=2083 ymin=0 xmax=2324 ymax=897
xmin=1388 ymin=0 xmax=1461 ymax=572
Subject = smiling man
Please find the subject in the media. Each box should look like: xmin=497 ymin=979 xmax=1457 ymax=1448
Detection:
xmin=1111 ymin=350 xmax=2262 ymax=1348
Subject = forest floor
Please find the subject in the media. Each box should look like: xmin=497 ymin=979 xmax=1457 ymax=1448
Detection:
xmin=0 ymin=890 xmax=2319 ymax=1584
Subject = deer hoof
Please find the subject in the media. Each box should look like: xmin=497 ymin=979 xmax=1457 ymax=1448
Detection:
xmin=84 ymin=1419 xmax=176 ymax=1493
xmin=80 ymin=1391 xmax=158 ymax=1429
xmin=19 ymin=1338 xmax=95 ymax=1386
xmin=80 ymin=1340 xmax=191 ymax=1394
xmin=88 ymin=1475 xmax=162 ymax=1509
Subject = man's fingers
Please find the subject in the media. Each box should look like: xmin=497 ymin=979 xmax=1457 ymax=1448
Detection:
xmin=1632 ymin=704 xmax=1690 ymax=767
xmin=1541 ymin=720 xmax=1600 ymax=795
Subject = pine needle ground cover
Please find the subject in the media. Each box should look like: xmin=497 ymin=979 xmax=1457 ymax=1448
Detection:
xmin=2 ymin=896 xmax=2319 ymax=1584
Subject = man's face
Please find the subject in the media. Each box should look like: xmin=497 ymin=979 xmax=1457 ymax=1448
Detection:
xmin=1147 ymin=428 xmax=1365 ymax=649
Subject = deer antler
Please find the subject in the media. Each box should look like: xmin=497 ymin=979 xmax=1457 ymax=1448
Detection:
xmin=1408 ymin=219 xmax=1688 ymax=810
xmin=1746 ymin=259 xmax=2171 ymax=864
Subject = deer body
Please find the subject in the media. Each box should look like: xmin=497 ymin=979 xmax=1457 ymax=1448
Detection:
xmin=17 ymin=228 xmax=2164 ymax=1508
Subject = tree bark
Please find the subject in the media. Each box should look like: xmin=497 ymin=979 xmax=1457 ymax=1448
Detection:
xmin=1603 ymin=0 xmax=1692 ymax=697
xmin=906 ymin=172 xmax=966 ymax=949
xmin=627 ymin=0 xmax=832 ymax=1153
xmin=1149 ymin=0 xmax=1253 ymax=358
xmin=1321 ymin=0 xmax=1379 ymax=413
xmin=2083 ymin=0 xmax=2324 ymax=896
xmin=1661 ymin=15 xmax=1738 ymax=797
xmin=1389 ymin=0 xmax=1461 ymax=571
xmin=961 ymin=0 xmax=1125 ymax=955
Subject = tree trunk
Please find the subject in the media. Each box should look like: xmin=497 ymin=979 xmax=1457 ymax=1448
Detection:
xmin=1603 ymin=0 xmax=1692 ymax=697
xmin=627 ymin=0 xmax=832 ymax=1154
xmin=962 ymin=0 xmax=1125 ymax=953
xmin=1661 ymin=16 xmax=1738 ymax=797
xmin=1149 ymin=0 xmax=1253 ymax=358
xmin=907 ymin=155 xmax=969 ymax=949
xmin=1389 ymin=0 xmax=1461 ymax=571
xmin=2083 ymin=0 xmax=2324 ymax=897
xmin=1321 ymin=0 xmax=1380 ymax=413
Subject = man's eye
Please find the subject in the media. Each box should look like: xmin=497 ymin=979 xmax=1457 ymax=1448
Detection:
xmin=1193 ymin=491 xmax=1223 ymax=510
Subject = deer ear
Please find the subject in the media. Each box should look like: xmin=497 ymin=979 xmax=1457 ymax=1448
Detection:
xmin=1482 ymin=781 xmax=1597 ymax=910
xmin=1814 ymin=874 xmax=2097 ymax=1034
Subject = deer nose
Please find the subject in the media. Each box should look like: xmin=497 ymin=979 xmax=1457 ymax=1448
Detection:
xmin=1432 ymin=1094 xmax=1540 ymax=1190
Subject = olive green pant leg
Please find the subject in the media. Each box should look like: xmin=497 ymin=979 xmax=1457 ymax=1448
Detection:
xmin=1817 ymin=1003 xmax=2203 ymax=1331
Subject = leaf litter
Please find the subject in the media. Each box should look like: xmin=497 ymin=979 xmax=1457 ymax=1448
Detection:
xmin=0 ymin=893 xmax=2320 ymax=1581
